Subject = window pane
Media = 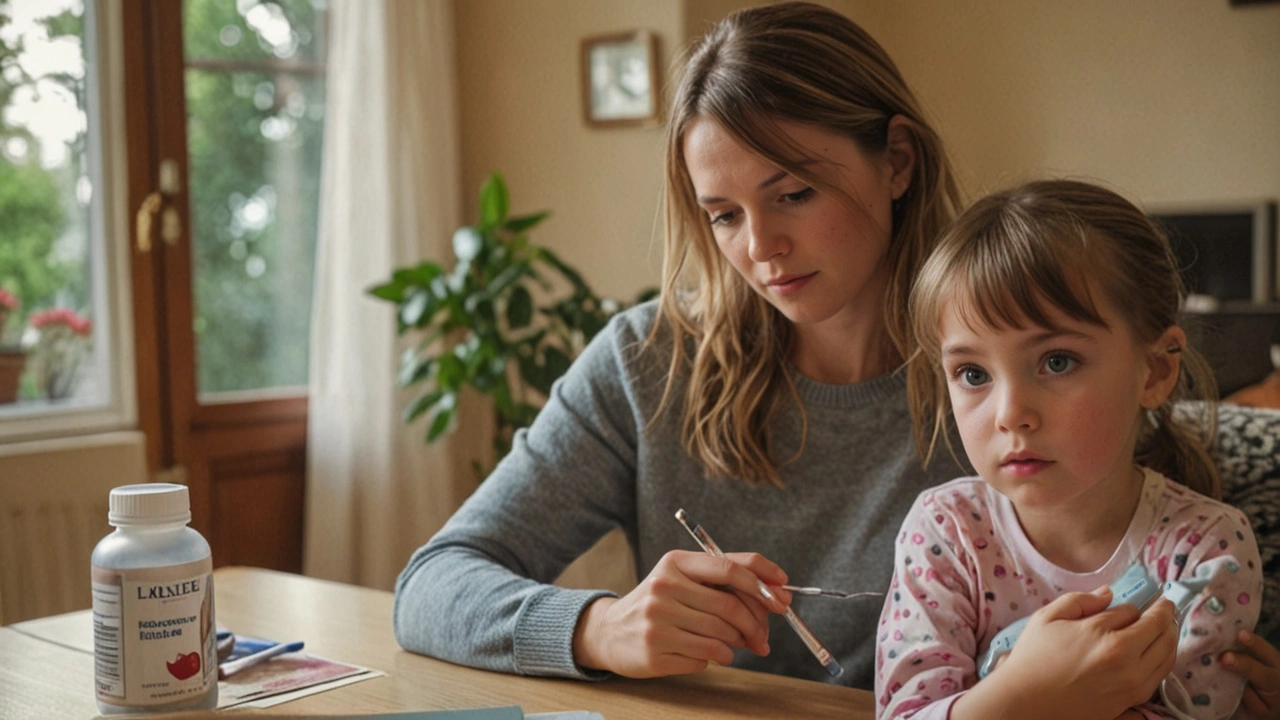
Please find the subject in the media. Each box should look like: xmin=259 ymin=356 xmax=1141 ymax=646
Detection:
xmin=0 ymin=0 xmax=110 ymax=414
xmin=183 ymin=0 xmax=325 ymax=396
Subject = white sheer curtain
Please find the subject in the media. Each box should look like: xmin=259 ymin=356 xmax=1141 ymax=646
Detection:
xmin=305 ymin=0 xmax=477 ymax=589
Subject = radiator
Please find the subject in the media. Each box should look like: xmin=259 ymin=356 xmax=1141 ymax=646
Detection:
xmin=0 ymin=432 xmax=147 ymax=625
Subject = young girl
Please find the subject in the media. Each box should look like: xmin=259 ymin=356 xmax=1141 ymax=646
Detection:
xmin=876 ymin=180 xmax=1264 ymax=720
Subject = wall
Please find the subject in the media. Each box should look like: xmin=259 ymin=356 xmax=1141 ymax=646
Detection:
xmin=867 ymin=0 xmax=1280 ymax=206
xmin=453 ymin=0 xmax=690 ymax=594
xmin=0 ymin=432 xmax=147 ymax=623
xmin=454 ymin=0 xmax=683 ymax=304
xmin=455 ymin=0 xmax=1280 ymax=302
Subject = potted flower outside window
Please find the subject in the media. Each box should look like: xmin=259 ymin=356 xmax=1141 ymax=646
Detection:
xmin=27 ymin=307 xmax=92 ymax=401
xmin=0 ymin=288 xmax=23 ymax=404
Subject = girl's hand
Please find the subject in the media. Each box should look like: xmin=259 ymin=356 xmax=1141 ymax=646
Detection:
xmin=570 ymin=549 xmax=790 ymax=678
xmin=1222 ymin=629 xmax=1280 ymax=719
xmin=955 ymin=587 xmax=1178 ymax=720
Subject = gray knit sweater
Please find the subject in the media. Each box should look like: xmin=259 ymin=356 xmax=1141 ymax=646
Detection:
xmin=392 ymin=301 xmax=967 ymax=689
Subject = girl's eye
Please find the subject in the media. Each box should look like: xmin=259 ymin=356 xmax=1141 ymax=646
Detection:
xmin=951 ymin=365 xmax=990 ymax=389
xmin=782 ymin=187 xmax=815 ymax=205
xmin=1043 ymin=353 xmax=1078 ymax=375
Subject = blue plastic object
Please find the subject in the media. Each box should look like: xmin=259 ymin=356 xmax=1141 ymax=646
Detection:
xmin=977 ymin=563 xmax=1210 ymax=678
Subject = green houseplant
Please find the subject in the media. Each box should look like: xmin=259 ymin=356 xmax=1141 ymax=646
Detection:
xmin=368 ymin=172 xmax=655 ymax=471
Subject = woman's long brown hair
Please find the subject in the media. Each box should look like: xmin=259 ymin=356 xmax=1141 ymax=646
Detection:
xmin=653 ymin=2 xmax=962 ymax=486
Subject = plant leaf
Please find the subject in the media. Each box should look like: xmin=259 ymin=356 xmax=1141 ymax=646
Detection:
xmin=367 ymin=280 xmax=405 ymax=303
xmin=492 ymin=379 xmax=514 ymax=416
xmin=634 ymin=286 xmax=659 ymax=304
xmin=538 ymin=246 xmax=586 ymax=288
xmin=398 ymin=352 xmax=435 ymax=387
xmin=503 ymin=211 xmax=550 ymax=234
xmin=452 ymin=227 xmax=483 ymax=261
xmin=399 ymin=289 xmax=433 ymax=327
xmin=404 ymin=389 xmax=445 ymax=423
xmin=479 ymin=172 xmax=509 ymax=229
xmin=394 ymin=263 xmax=444 ymax=287
xmin=426 ymin=404 xmax=455 ymax=441
xmin=517 ymin=353 xmax=543 ymax=393
xmin=487 ymin=262 xmax=529 ymax=297
xmin=436 ymin=353 xmax=466 ymax=389
xmin=542 ymin=346 xmax=572 ymax=387
xmin=507 ymin=286 xmax=533 ymax=329
xmin=512 ymin=402 xmax=541 ymax=427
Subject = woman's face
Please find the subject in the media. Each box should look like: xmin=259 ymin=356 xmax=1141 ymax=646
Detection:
xmin=683 ymin=117 xmax=905 ymax=330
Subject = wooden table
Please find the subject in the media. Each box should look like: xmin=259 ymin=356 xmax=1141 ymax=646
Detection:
xmin=1 ymin=566 xmax=875 ymax=718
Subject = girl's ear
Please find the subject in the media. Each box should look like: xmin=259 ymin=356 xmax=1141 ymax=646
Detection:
xmin=1140 ymin=325 xmax=1187 ymax=409
xmin=885 ymin=115 xmax=917 ymax=201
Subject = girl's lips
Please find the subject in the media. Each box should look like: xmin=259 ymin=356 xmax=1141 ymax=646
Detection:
xmin=1001 ymin=459 xmax=1054 ymax=477
xmin=767 ymin=272 xmax=817 ymax=296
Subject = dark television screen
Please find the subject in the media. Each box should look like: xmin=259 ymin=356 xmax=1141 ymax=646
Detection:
xmin=1149 ymin=203 xmax=1276 ymax=303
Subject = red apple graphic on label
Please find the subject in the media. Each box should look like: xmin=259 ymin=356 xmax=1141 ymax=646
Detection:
xmin=166 ymin=651 xmax=201 ymax=680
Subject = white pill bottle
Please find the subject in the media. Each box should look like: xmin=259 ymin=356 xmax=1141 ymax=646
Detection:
xmin=91 ymin=483 xmax=217 ymax=714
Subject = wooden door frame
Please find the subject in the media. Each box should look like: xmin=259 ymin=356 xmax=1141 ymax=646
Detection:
xmin=121 ymin=0 xmax=170 ymax=477
xmin=122 ymin=0 xmax=309 ymax=571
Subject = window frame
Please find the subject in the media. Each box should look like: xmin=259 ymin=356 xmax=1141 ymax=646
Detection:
xmin=0 ymin=1 xmax=138 ymax=444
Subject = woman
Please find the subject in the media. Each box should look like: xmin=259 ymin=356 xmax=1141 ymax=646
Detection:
xmin=394 ymin=3 xmax=1279 ymax=705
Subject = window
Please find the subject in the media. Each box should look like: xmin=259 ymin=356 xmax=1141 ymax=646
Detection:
xmin=0 ymin=0 xmax=134 ymax=437
xmin=183 ymin=0 xmax=326 ymax=398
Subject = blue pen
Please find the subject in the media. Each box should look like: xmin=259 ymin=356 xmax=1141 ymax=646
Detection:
xmin=217 ymin=640 xmax=305 ymax=680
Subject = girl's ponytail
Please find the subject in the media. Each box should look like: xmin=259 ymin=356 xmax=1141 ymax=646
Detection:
xmin=1135 ymin=341 xmax=1220 ymax=499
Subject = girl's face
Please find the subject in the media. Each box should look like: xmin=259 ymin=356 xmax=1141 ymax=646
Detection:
xmin=938 ymin=291 xmax=1174 ymax=513
xmin=682 ymin=117 xmax=906 ymax=331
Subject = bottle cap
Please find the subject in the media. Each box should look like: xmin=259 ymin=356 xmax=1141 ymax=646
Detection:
xmin=108 ymin=483 xmax=192 ymax=526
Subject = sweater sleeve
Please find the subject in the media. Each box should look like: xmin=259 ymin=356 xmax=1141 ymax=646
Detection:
xmin=875 ymin=491 xmax=981 ymax=720
xmin=392 ymin=310 xmax=648 ymax=679
xmin=1139 ymin=503 xmax=1264 ymax=720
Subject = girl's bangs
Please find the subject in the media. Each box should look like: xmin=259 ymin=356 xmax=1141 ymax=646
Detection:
xmin=943 ymin=222 xmax=1109 ymax=338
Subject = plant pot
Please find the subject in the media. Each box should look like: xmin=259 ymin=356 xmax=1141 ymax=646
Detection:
xmin=0 ymin=347 xmax=25 ymax=405
xmin=42 ymin=363 xmax=81 ymax=400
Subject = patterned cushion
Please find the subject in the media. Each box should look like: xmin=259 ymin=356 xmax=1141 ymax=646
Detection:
xmin=1214 ymin=404 xmax=1280 ymax=637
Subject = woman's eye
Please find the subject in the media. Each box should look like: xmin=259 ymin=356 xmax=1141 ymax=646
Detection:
xmin=952 ymin=366 xmax=990 ymax=388
xmin=1043 ymin=353 xmax=1078 ymax=375
xmin=782 ymin=187 xmax=815 ymax=205
xmin=708 ymin=210 xmax=736 ymax=227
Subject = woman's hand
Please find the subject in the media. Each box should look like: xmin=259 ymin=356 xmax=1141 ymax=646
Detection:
xmin=954 ymin=587 xmax=1178 ymax=720
xmin=571 ymin=549 xmax=790 ymax=678
xmin=1222 ymin=629 xmax=1280 ymax=719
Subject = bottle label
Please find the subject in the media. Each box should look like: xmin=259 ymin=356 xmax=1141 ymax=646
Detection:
xmin=92 ymin=559 xmax=215 ymax=707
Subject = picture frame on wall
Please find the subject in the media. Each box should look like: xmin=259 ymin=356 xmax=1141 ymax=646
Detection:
xmin=581 ymin=31 xmax=660 ymax=128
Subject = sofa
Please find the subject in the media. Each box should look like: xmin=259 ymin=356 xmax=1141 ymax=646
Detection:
xmin=1215 ymin=403 xmax=1280 ymax=643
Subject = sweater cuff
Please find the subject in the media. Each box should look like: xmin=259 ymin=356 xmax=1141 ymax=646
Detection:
xmin=513 ymin=586 xmax=617 ymax=680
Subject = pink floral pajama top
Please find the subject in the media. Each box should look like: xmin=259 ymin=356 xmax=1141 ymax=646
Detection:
xmin=874 ymin=468 xmax=1263 ymax=720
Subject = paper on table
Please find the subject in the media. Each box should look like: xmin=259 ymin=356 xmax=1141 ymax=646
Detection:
xmin=315 ymin=709 xmax=605 ymax=719
xmin=327 ymin=708 xmax=524 ymax=719
xmin=216 ymin=634 xmax=382 ymax=709
xmin=233 ymin=665 xmax=385 ymax=709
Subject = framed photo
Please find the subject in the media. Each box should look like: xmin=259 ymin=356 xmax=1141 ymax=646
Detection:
xmin=581 ymin=31 xmax=660 ymax=128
